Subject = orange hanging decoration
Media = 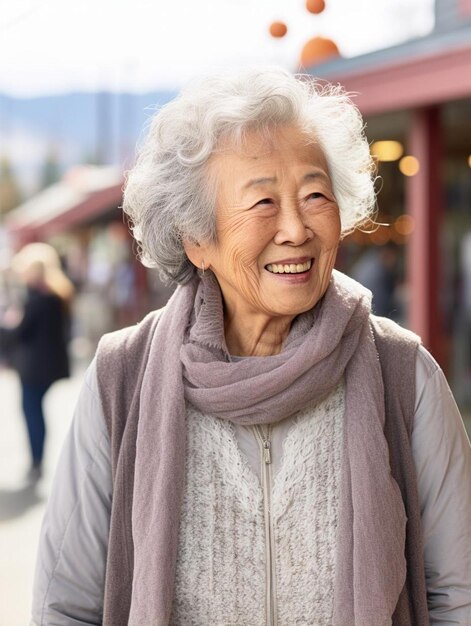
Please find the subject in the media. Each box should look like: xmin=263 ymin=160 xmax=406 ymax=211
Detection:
xmin=300 ymin=36 xmax=340 ymax=67
xmin=269 ymin=21 xmax=288 ymax=38
xmin=306 ymin=0 xmax=325 ymax=14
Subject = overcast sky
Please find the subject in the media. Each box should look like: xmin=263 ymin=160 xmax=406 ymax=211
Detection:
xmin=0 ymin=0 xmax=435 ymax=96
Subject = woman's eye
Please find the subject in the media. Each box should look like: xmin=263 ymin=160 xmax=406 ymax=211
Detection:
xmin=255 ymin=198 xmax=274 ymax=206
xmin=308 ymin=192 xmax=324 ymax=200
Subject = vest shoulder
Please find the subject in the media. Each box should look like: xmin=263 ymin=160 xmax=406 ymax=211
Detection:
xmin=370 ymin=315 xmax=420 ymax=425
xmin=95 ymin=308 xmax=166 ymax=426
xmin=370 ymin=315 xmax=422 ymax=349
xmin=96 ymin=308 xmax=165 ymax=366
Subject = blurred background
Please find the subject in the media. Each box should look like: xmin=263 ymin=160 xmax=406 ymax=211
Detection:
xmin=0 ymin=0 xmax=470 ymax=622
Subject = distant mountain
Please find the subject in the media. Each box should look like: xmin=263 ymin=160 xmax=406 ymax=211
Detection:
xmin=0 ymin=90 xmax=177 ymax=194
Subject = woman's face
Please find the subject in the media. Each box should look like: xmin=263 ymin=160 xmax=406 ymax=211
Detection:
xmin=19 ymin=261 xmax=45 ymax=287
xmin=187 ymin=125 xmax=341 ymax=320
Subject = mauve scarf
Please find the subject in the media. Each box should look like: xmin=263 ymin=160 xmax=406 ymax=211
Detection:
xmin=128 ymin=269 xmax=407 ymax=626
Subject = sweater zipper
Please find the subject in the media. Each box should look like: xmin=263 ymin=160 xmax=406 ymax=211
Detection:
xmin=253 ymin=424 xmax=277 ymax=626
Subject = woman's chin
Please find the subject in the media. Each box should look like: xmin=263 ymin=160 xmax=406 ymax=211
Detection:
xmin=260 ymin=277 xmax=327 ymax=317
xmin=261 ymin=292 xmax=321 ymax=318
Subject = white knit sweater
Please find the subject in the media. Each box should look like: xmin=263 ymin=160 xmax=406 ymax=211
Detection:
xmin=170 ymin=381 xmax=344 ymax=626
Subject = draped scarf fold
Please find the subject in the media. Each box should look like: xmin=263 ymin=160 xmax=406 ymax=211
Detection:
xmin=128 ymin=270 xmax=407 ymax=625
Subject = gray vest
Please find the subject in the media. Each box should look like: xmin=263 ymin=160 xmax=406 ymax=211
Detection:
xmin=96 ymin=312 xmax=429 ymax=626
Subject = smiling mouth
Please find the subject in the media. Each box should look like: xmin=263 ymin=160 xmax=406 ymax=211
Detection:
xmin=265 ymin=259 xmax=313 ymax=274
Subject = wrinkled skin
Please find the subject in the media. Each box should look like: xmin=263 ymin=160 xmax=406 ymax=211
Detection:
xmin=184 ymin=125 xmax=341 ymax=356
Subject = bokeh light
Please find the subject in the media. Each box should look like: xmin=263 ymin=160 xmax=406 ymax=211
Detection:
xmin=269 ymin=21 xmax=288 ymax=38
xmin=399 ymin=155 xmax=420 ymax=176
xmin=394 ymin=214 xmax=415 ymax=236
xmin=371 ymin=140 xmax=404 ymax=162
xmin=300 ymin=36 xmax=340 ymax=67
xmin=306 ymin=0 xmax=326 ymax=15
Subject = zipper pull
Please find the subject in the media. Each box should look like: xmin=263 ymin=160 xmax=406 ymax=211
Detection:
xmin=263 ymin=439 xmax=271 ymax=464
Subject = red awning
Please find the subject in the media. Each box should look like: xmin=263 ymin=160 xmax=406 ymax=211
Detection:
xmin=6 ymin=166 xmax=124 ymax=244
xmin=325 ymin=44 xmax=471 ymax=116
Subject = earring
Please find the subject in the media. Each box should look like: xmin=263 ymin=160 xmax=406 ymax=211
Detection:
xmin=201 ymin=261 xmax=205 ymax=276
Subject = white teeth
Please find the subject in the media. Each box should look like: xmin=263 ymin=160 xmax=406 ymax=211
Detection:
xmin=266 ymin=259 xmax=312 ymax=274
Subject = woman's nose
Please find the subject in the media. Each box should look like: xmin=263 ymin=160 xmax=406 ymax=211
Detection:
xmin=273 ymin=205 xmax=313 ymax=246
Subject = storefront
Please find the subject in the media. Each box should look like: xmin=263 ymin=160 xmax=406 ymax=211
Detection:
xmin=310 ymin=0 xmax=471 ymax=404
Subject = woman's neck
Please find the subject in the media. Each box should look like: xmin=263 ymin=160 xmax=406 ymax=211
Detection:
xmin=224 ymin=309 xmax=295 ymax=357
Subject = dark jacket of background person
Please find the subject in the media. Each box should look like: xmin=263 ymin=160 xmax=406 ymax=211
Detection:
xmin=3 ymin=286 xmax=70 ymax=386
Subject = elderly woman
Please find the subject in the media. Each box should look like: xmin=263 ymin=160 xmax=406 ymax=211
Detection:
xmin=32 ymin=68 xmax=471 ymax=626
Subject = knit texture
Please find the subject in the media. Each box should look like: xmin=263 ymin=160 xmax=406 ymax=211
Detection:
xmin=274 ymin=382 xmax=343 ymax=625
xmin=170 ymin=382 xmax=344 ymax=625
xmin=170 ymin=405 xmax=266 ymax=625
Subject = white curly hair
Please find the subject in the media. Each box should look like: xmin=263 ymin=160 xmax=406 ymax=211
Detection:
xmin=123 ymin=66 xmax=376 ymax=284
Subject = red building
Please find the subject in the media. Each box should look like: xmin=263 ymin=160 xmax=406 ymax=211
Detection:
xmin=308 ymin=0 xmax=471 ymax=404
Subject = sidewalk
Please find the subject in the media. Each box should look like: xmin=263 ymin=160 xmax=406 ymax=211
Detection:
xmin=0 ymin=365 xmax=86 ymax=626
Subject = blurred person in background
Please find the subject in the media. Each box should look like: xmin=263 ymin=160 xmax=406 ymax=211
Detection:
xmin=350 ymin=242 xmax=402 ymax=321
xmin=32 ymin=68 xmax=471 ymax=625
xmin=0 ymin=243 xmax=74 ymax=481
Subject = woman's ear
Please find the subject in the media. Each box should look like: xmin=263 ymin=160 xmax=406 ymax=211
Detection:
xmin=183 ymin=238 xmax=205 ymax=270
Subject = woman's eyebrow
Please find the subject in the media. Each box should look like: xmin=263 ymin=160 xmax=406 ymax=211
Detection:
xmin=241 ymin=170 xmax=329 ymax=192
xmin=242 ymin=176 xmax=277 ymax=190
xmin=302 ymin=171 xmax=330 ymax=184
